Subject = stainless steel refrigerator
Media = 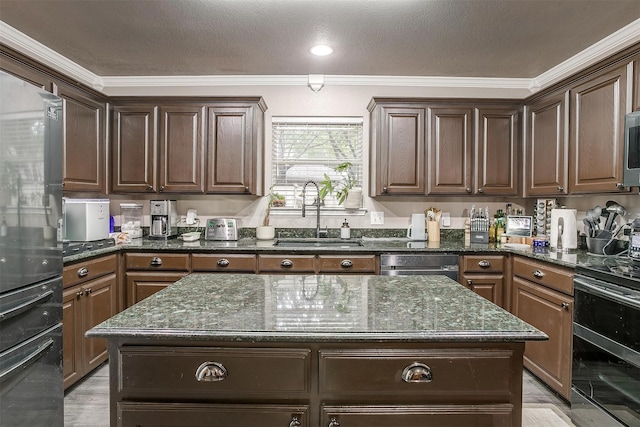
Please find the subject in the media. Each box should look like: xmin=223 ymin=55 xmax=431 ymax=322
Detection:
xmin=0 ymin=70 xmax=63 ymax=426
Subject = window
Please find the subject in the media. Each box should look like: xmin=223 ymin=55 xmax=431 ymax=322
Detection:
xmin=271 ymin=117 xmax=363 ymax=209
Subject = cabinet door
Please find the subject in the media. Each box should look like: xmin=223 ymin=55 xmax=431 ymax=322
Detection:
xmin=373 ymin=106 xmax=426 ymax=195
xmin=525 ymin=91 xmax=569 ymax=196
xmin=512 ymin=277 xmax=573 ymax=400
xmin=569 ymin=64 xmax=628 ymax=193
xmin=206 ymin=106 xmax=254 ymax=194
xmin=633 ymin=58 xmax=640 ymax=112
xmin=62 ymin=286 xmax=82 ymax=389
xmin=158 ymin=105 xmax=205 ymax=193
xmin=427 ymin=107 xmax=473 ymax=195
xmin=82 ymin=273 xmax=117 ymax=373
xmin=476 ymin=107 xmax=519 ymax=196
xmin=0 ymin=55 xmax=54 ymax=91
xmin=461 ymin=274 xmax=504 ymax=307
xmin=55 ymin=83 xmax=106 ymax=193
xmin=125 ymin=272 xmax=188 ymax=307
xmin=112 ymin=105 xmax=157 ymax=193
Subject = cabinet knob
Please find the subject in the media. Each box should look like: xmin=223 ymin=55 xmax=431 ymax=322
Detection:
xmin=245 ymin=186 xmax=250 ymax=192
xmin=84 ymin=288 xmax=92 ymax=295
xmin=147 ymin=185 xmax=154 ymax=191
xmin=466 ymin=279 xmax=473 ymax=286
xmin=477 ymin=188 xmax=484 ymax=194
xmin=217 ymin=258 xmax=230 ymax=267
xmin=328 ymin=418 xmax=340 ymax=427
xmin=466 ymin=187 xmax=472 ymax=193
xmin=289 ymin=417 xmax=302 ymax=427
xmin=77 ymin=267 xmax=89 ymax=278
xmin=195 ymin=361 xmax=228 ymax=382
xmin=76 ymin=291 xmax=83 ymax=299
xmin=557 ymin=186 xmax=564 ymax=192
xmin=532 ymin=269 xmax=544 ymax=278
xmin=616 ymin=182 xmax=625 ymax=190
xmin=561 ymin=302 xmax=570 ymax=310
xmin=478 ymin=260 xmax=491 ymax=268
xmin=280 ymin=259 xmax=293 ymax=268
xmin=150 ymin=257 xmax=163 ymax=267
xmin=340 ymin=259 xmax=353 ymax=269
xmin=160 ymin=185 xmax=165 ymax=192
xmin=401 ymin=362 xmax=433 ymax=383
xmin=382 ymin=187 xmax=388 ymax=194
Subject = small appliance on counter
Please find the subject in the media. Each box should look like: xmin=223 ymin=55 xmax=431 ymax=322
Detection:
xmin=549 ymin=208 xmax=578 ymax=252
xmin=149 ymin=200 xmax=178 ymax=239
xmin=63 ymin=198 xmax=110 ymax=241
xmin=205 ymin=218 xmax=240 ymax=241
xmin=120 ymin=203 xmax=143 ymax=239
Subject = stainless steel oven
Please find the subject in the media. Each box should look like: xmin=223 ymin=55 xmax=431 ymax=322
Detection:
xmin=572 ymin=267 xmax=640 ymax=427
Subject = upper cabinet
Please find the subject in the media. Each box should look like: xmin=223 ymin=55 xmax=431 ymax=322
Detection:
xmin=111 ymin=98 xmax=266 ymax=195
xmin=55 ymin=82 xmax=107 ymax=193
xmin=634 ymin=57 xmax=640 ymax=112
xmin=568 ymin=63 xmax=628 ymax=194
xmin=524 ymin=90 xmax=569 ymax=197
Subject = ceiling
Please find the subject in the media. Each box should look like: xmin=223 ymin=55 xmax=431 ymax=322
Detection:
xmin=1 ymin=0 xmax=640 ymax=85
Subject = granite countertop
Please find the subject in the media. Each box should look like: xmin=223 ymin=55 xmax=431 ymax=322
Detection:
xmin=87 ymin=273 xmax=548 ymax=343
xmin=63 ymin=235 xmax=596 ymax=270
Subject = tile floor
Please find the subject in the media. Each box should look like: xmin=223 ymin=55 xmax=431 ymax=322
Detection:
xmin=64 ymin=362 xmax=575 ymax=426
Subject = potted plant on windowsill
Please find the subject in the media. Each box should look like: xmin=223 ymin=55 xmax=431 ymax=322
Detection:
xmin=319 ymin=162 xmax=362 ymax=209
xmin=256 ymin=188 xmax=284 ymax=240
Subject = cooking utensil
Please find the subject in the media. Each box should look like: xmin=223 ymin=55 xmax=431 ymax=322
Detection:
xmin=604 ymin=201 xmax=626 ymax=231
xmin=583 ymin=218 xmax=593 ymax=238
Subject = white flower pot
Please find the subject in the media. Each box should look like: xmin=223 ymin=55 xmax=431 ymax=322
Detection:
xmin=256 ymin=225 xmax=275 ymax=240
xmin=343 ymin=188 xmax=362 ymax=210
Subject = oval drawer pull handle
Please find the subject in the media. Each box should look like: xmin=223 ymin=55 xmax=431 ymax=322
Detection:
xmin=340 ymin=259 xmax=353 ymax=268
xmin=217 ymin=258 xmax=230 ymax=267
xmin=150 ymin=257 xmax=163 ymax=267
xmin=402 ymin=362 xmax=433 ymax=383
xmin=532 ymin=269 xmax=544 ymax=278
xmin=281 ymin=259 xmax=293 ymax=268
xmin=195 ymin=361 xmax=227 ymax=382
xmin=478 ymin=260 xmax=491 ymax=268
xmin=77 ymin=267 xmax=89 ymax=278
xmin=328 ymin=417 xmax=340 ymax=427
xmin=289 ymin=417 xmax=302 ymax=427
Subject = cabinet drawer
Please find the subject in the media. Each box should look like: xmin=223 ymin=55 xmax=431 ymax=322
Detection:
xmin=317 ymin=255 xmax=377 ymax=274
xmin=125 ymin=253 xmax=190 ymax=271
xmin=512 ymin=256 xmax=573 ymax=295
xmin=319 ymin=348 xmax=517 ymax=396
xmin=191 ymin=254 xmax=256 ymax=272
xmin=63 ymin=254 xmax=117 ymax=288
xmin=258 ymin=255 xmax=316 ymax=273
xmin=119 ymin=346 xmax=311 ymax=398
xmin=461 ymin=255 xmax=504 ymax=273
xmin=119 ymin=402 xmax=309 ymax=427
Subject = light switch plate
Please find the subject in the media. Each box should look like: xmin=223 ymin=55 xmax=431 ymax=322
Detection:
xmin=441 ymin=212 xmax=451 ymax=227
xmin=371 ymin=211 xmax=384 ymax=225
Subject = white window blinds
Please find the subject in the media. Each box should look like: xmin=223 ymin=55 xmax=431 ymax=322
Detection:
xmin=271 ymin=117 xmax=363 ymax=209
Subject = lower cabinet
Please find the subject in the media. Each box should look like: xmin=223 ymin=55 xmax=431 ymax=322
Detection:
xmin=459 ymin=255 xmax=506 ymax=308
xmin=124 ymin=253 xmax=190 ymax=307
xmin=62 ymin=255 xmax=117 ymax=389
xmin=110 ymin=342 xmax=524 ymax=427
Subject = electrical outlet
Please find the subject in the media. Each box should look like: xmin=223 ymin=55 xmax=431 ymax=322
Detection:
xmin=371 ymin=211 xmax=384 ymax=225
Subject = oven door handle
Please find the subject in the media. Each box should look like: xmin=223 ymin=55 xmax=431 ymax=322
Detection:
xmin=0 ymin=338 xmax=54 ymax=383
xmin=573 ymin=323 xmax=640 ymax=369
xmin=574 ymin=276 xmax=640 ymax=310
xmin=0 ymin=290 xmax=54 ymax=322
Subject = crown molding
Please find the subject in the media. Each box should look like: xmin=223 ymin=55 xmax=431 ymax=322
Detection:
xmin=0 ymin=21 xmax=105 ymax=90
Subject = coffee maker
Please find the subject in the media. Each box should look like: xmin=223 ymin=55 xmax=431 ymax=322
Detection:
xmin=149 ymin=200 xmax=178 ymax=239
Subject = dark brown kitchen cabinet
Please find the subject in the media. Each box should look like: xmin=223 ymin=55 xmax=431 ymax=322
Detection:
xmin=191 ymin=253 xmax=257 ymax=272
xmin=159 ymin=105 xmax=206 ymax=193
xmin=569 ymin=63 xmax=628 ymax=194
xmin=476 ymin=107 xmax=519 ymax=196
xmin=633 ymin=57 xmax=640 ymax=112
xmin=206 ymin=105 xmax=262 ymax=194
xmin=427 ymin=107 xmax=474 ymax=194
xmin=55 ymin=82 xmax=107 ymax=193
xmin=112 ymin=105 xmax=158 ymax=193
xmin=460 ymin=254 xmax=506 ymax=308
xmin=63 ymin=255 xmax=117 ymax=389
xmin=524 ymin=90 xmax=569 ymax=196
xmin=124 ymin=253 xmax=190 ymax=307
xmin=368 ymin=102 xmax=426 ymax=196
xmin=0 ymin=53 xmax=54 ymax=92
xmin=511 ymin=256 xmax=573 ymax=400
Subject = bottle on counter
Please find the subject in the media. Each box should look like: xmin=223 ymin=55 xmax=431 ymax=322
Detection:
xmin=494 ymin=209 xmax=505 ymax=243
xmin=341 ymin=219 xmax=350 ymax=239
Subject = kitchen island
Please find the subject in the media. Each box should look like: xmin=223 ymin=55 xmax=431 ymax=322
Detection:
xmin=88 ymin=273 xmax=547 ymax=427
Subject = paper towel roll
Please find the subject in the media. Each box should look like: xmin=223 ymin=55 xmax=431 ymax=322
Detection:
xmin=550 ymin=209 xmax=577 ymax=250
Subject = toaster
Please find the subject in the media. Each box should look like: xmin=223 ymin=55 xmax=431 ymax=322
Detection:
xmin=205 ymin=218 xmax=240 ymax=241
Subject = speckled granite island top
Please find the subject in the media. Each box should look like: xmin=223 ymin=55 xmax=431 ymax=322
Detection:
xmin=87 ymin=273 xmax=547 ymax=343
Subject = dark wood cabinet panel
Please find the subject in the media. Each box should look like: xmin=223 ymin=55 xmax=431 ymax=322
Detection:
xmin=461 ymin=255 xmax=506 ymax=308
xmin=461 ymin=274 xmax=504 ymax=307
xmin=525 ymin=91 xmax=569 ymax=196
xmin=427 ymin=107 xmax=473 ymax=194
xmin=633 ymin=58 xmax=640 ymax=112
xmin=192 ymin=253 xmax=257 ymax=272
xmin=476 ymin=107 xmax=519 ymax=196
xmin=569 ymin=64 xmax=628 ymax=194
xmin=125 ymin=272 xmax=188 ymax=306
xmin=55 ymin=83 xmax=107 ymax=193
xmin=159 ymin=105 xmax=205 ymax=193
xmin=62 ymin=287 xmax=82 ymax=389
xmin=0 ymin=57 xmax=54 ymax=91
xmin=112 ymin=105 xmax=157 ymax=193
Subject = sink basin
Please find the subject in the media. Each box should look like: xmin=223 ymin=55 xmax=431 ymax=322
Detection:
xmin=273 ymin=238 xmax=364 ymax=248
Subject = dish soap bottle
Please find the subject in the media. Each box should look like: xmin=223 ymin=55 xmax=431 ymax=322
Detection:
xmin=341 ymin=219 xmax=350 ymax=239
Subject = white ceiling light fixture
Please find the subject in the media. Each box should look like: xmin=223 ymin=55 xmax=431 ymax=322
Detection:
xmin=309 ymin=44 xmax=333 ymax=56
xmin=308 ymin=74 xmax=324 ymax=92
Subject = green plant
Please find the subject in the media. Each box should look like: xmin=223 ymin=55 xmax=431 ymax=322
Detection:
xmin=319 ymin=162 xmax=356 ymax=205
xmin=262 ymin=188 xmax=286 ymax=226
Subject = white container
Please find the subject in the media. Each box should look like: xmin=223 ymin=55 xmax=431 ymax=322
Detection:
xmin=549 ymin=208 xmax=578 ymax=251
xmin=63 ymin=198 xmax=110 ymax=241
xmin=407 ymin=213 xmax=426 ymax=240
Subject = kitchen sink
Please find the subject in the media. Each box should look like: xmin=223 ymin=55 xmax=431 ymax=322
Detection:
xmin=273 ymin=238 xmax=364 ymax=248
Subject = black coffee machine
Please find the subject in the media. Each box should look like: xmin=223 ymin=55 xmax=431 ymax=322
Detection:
xmin=149 ymin=200 xmax=178 ymax=239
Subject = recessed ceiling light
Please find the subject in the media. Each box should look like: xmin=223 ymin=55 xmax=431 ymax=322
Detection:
xmin=310 ymin=44 xmax=333 ymax=56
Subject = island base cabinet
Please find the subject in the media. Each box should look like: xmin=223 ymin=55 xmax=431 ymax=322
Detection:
xmin=322 ymin=404 xmax=515 ymax=427
xmin=118 ymin=402 xmax=309 ymax=427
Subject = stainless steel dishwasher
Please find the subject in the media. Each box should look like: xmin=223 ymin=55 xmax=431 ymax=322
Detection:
xmin=379 ymin=253 xmax=459 ymax=280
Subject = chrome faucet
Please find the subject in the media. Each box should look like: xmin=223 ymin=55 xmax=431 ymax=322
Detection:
xmin=301 ymin=180 xmax=326 ymax=238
